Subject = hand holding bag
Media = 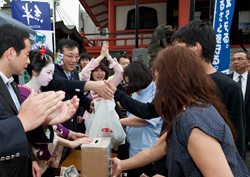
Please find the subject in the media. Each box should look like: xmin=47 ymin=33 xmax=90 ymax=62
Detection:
xmin=85 ymin=98 xmax=126 ymax=146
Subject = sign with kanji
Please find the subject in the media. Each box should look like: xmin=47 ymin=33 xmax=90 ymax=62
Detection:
xmin=11 ymin=1 xmax=51 ymax=30
xmin=212 ymin=0 xmax=235 ymax=74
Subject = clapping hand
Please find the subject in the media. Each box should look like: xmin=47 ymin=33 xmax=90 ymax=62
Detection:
xmin=43 ymin=95 xmax=79 ymax=125
xmin=100 ymin=41 xmax=109 ymax=58
xmin=18 ymin=90 xmax=66 ymax=132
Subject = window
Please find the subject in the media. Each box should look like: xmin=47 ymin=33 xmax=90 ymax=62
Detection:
xmin=125 ymin=6 xmax=158 ymax=30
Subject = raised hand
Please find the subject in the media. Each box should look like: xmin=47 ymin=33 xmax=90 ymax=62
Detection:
xmin=106 ymin=55 xmax=115 ymax=64
xmin=95 ymin=41 xmax=109 ymax=63
xmin=43 ymin=95 xmax=79 ymax=126
xmin=101 ymin=41 xmax=109 ymax=58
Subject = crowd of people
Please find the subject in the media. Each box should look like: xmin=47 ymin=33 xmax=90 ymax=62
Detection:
xmin=0 ymin=19 xmax=250 ymax=177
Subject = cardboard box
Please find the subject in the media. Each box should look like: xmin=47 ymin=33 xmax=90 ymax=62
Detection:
xmin=81 ymin=137 xmax=111 ymax=177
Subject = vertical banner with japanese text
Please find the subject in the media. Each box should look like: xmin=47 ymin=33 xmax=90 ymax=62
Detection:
xmin=212 ymin=0 xmax=235 ymax=74
xmin=11 ymin=1 xmax=51 ymax=30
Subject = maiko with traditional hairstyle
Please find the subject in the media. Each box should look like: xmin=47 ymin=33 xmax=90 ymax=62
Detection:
xmin=18 ymin=43 xmax=93 ymax=175
xmin=110 ymin=46 xmax=249 ymax=177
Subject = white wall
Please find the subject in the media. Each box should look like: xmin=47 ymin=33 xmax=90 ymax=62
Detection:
xmin=79 ymin=10 xmax=108 ymax=46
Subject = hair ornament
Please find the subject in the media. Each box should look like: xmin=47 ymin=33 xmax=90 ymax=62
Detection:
xmin=31 ymin=42 xmax=50 ymax=53
xmin=40 ymin=54 xmax=53 ymax=63
xmin=54 ymin=50 xmax=64 ymax=66
xmin=39 ymin=48 xmax=46 ymax=54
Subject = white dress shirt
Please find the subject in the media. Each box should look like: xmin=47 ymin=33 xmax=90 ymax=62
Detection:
xmin=233 ymin=71 xmax=248 ymax=101
xmin=0 ymin=71 xmax=21 ymax=111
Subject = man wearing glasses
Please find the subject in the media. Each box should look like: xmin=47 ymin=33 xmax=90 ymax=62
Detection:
xmin=228 ymin=51 xmax=250 ymax=149
xmin=42 ymin=39 xmax=113 ymax=132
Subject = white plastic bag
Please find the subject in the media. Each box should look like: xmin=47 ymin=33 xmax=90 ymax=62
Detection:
xmin=85 ymin=98 xmax=126 ymax=146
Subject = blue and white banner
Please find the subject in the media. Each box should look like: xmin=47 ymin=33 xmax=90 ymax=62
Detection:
xmin=212 ymin=0 xmax=235 ymax=74
xmin=11 ymin=1 xmax=51 ymax=30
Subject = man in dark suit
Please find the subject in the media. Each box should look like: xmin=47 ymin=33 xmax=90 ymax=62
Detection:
xmin=42 ymin=39 xmax=113 ymax=132
xmin=0 ymin=24 xmax=79 ymax=177
xmin=228 ymin=51 xmax=250 ymax=148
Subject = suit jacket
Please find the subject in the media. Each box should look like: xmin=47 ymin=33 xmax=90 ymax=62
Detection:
xmin=0 ymin=101 xmax=29 ymax=177
xmin=0 ymin=77 xmax=54 ymax=177
xmin=42 ymin=64 xmax=92 ymax=131
xmin=228 ymin=72 xmax=250 ymax=137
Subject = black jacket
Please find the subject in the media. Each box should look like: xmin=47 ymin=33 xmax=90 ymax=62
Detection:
xmin=42 ymin=64 xmax=92 ymax=131
xmin=0 ymin=77 xmax=53 ymax=177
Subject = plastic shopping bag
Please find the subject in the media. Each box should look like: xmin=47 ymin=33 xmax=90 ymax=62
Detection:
xmin=85 ymin=98 xmax=126 ymax=146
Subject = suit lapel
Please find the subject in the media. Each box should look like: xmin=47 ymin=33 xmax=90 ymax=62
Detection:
xmin=0 ymin=77 xmax=19 ymax=114
xmin=11 ymin=82 xmax=23 ymax=104
xmin=228 ymin=73 xmax=233 ymax=79
xmin=56 ymin=64 xmax=68 ymax=79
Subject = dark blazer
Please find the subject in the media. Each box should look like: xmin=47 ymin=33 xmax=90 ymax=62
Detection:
xmin=0 ymin=77 xmax=54 ymax=177
xmin=0 ymin=101 xmax=29 ymax=177
xmin=0 ymin=78 xmax=29 ymax=177
xmin=42 ymin=64 xmax=92 ymax=131
xmin=228 ymin=72 xmax=250 ymax=137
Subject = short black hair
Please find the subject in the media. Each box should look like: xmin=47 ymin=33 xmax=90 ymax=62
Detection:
xmin=171 ymin=20 xmax=216 ymax=63
xmin=90 ymin=62 xmax=110 ymax=81
xmin=0 ymin=24 xmax=30 ymax=58
xmin=56 ymin=38 xmax=79 ymax=53
xmin=79 ymin=53 xmax=91 ymax=61
xmin=78 ymin=53 xmax=92 ymax=68
xmin=26 ymin=49 xmax=54 ymax=77
xmin=124 ymin=61 xmax=153 ymax=94
xmin=117 ymin=54 xmax=130 ymax=63
xmin=233 ymin=51 xmax=250 ymax=60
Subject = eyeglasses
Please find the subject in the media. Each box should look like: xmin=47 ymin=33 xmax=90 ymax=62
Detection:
xmin=231 ymin=57 xmax=247 ymax=62
xmin=64 ymin=54 xmax=80 ymax=60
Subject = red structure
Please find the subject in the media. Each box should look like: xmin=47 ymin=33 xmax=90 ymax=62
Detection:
xmin=79 ymin=0 xmax=250 ymax=58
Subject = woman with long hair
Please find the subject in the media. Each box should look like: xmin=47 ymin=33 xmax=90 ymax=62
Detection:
xmin=110 ymin=46 xmax=249 ymax=177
